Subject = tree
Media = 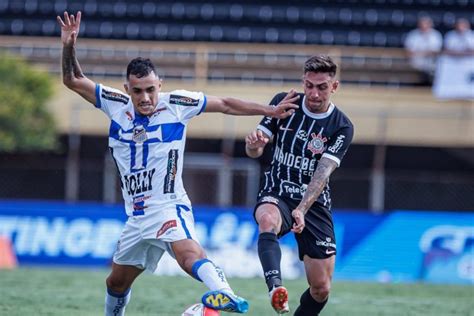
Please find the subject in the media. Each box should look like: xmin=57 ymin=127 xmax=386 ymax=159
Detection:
xmin=0 ymin=53 xmax=57 ymax=152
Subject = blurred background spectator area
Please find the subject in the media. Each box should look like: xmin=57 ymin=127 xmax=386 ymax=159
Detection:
xmin=0 ymin=0 xmax=472 ymax=212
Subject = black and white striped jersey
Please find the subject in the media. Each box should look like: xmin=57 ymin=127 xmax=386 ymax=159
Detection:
xmin=257 ymin=92 xmax=354 ymax=209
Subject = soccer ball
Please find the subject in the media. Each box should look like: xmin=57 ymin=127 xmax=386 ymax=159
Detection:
xmin=182 ymin=303 xmax=220 ymax=316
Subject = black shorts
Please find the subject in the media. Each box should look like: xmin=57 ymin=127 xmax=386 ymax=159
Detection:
xmin=254 ymin=192 xmax=336 ymax=261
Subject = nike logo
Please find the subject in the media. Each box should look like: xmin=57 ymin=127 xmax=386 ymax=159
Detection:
xmin=279 ymin=125 xmax=293 ymax=131
xmin=326 ymin=249 xmax=336 ymax=255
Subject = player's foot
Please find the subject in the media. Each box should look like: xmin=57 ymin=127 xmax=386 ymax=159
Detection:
xmin=269 ymin=286 xmax=289 ymax=314
xmin=201 ymin=290 xmax=249 ymax=313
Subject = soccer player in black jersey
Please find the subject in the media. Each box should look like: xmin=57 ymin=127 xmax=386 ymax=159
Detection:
xmin=245 ymin=55 xmax=354 ymax=315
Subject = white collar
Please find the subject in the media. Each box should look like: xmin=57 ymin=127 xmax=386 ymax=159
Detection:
xmin=302 ymin=95 xmax=335 ymax=119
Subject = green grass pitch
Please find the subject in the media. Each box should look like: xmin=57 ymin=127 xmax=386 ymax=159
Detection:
xmin=0 ymin=267 xmax=472 ymax=315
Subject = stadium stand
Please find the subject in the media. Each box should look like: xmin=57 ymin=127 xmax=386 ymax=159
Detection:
xmin=1 ymin=0 xmax=473 ymax=46
xmin=0 ymin=1 xmax=472 ymax=211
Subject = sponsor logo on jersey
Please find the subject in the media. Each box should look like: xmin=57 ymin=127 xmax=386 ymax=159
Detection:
xmin=307 ymin=129 xmax=327 ymax=155
xmin=327 ymin=134 xmax=346 ymax=154
xmin=164 ymin=149 xmax=178 ymax=193
xmin=169 ymin=94 xmax=199 ymax=107
xmin=132 ymin=195 xmax=150 ymax=212
xmin=156 ymin=220 xmax=177 ymax=238
xmin=279 ymin=125 xmax=293 ymax=132
xmin=316 ymin=237 xmax=336 ymax=249
xmin=102 ymin=89 xmax=129 ymax=105
xmin=296 ymin=130 xmax=308 ymax=141
xmin=280 ymin=180 xmax=307 ymax=195
xmin=274 ymin=146 xmax=317 ymax=173
xmin=125 ymin=111 xmax=134 ymax=121
xmin=123 ymin=168 xmax=156 ymax=196
xmin=132 ymin=125 xmax=148 ymax=143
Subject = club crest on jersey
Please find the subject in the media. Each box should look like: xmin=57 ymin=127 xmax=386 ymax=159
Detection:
xmin=132 ymin=125 xmax=147 ymax=143
xmin=307 ymin=129 xmax=327 ymax=155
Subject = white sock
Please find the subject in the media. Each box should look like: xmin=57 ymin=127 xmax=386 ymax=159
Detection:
xmin=105 ymin=288 xmax=131 ymax=316
xmin=192 ymin=259 xmax=233 ymax=293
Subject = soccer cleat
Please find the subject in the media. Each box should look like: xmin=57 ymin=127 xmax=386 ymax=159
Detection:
xmin=269 ymin=286 xmax=290 ymax=314
xmin=201 ymin=290 xmax=249 ymax=313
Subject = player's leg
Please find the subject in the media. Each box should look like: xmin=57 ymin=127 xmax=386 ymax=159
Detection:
xmin=294 ymin=255 xmax=335 ymax=316
xmin=255 ymin=201 xmax=290 ymax=314
xmin=104 ymin=262 xmax=143 ymax=316
xmin=171 ymin=239 xmax=249 ymax=313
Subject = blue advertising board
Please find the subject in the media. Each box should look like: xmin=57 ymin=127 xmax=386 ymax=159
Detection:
xmin=0 ymin=200 xmax=472 ymax=284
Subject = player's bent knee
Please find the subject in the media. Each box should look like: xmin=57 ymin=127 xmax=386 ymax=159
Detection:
xmin=106 ymin=276 xmax=129 ymax=294
xmin=309 ymin=282 xmax=331 ymax=302
xmin=256 ymin=212 xmax=280 ymax=232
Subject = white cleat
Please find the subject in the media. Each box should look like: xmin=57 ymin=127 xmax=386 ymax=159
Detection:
xmin=269 ymin=286 xmax=290 ymax=314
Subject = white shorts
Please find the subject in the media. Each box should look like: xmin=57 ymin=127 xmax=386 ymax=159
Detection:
xmin=113 ymin=202 xmax=199 ymax=272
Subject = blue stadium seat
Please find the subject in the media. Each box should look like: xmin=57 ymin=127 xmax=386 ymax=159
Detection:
xmin=138 ymin=23 xmax=154 ymax=40
xmin=42 ymin=20 xmax=56 ymax=36
xmin=154 ymin=24 xmax=168 ymax=40
xmin=347 ymin=31 xmax=361 ymax=46
xmin=237 ymin=27 xmax=252 ymax=42
xmin=99 ymin=22 xmax=113 ymax=38
xmin=10 ymin=19 xmax=24 ymax=35
xmin=38 ymin=1 xmax=54 ymax=15
xmin=229 ymin=4 xmax=243 ymax=21
xmin=209 ymin=25 xmax=224 ymax=41
xmin=126 ymin=3 xmax=142 ymax=18
xmin=181 ymin=25 xmax=196 ymax=41
xmin=83 ymin=1 xmax=97 ymax=16
xmin=258 ymin=5 xmax=273 ymax=22
xmin=155 ymin=3 xmax=171 ymax=19
xmin=199 ymin=3 xmax=214 ymax=20
xmin=320 ymin=30 xmax=335 ymax=45
xmin=265 ymin=28 xmax=279 ymax=43
xmin=373 ymin=32 xmax=387 ymax=46
xmin=293 ymin=29 xmax=307 ymax=44
xmin=141 ymin=2 xmax=156 ymax=18
xmin=339 ymin=8 xmax=353 ymax=25
xmin=286 ymin=6 xmax=300 ymax=23
xmin=214 ymin=4 xmax=231 ymax=20
xmin=24 ymin=20 xmax=41 ymax=35
xmin=0 ymin=1 xmax=8 ymax=14
xmin=10 ymin=1 xmax=25 ymax=14
xmin=171 ymin=2 xmax=185 ymax=19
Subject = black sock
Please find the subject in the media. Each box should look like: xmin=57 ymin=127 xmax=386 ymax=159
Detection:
xmin=257 ymin=232 xmax=282 ymax=291
xmin=294 ymin=288 xmax=328 ymax=316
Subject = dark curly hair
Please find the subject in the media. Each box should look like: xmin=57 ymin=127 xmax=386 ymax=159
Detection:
xmin=126 ymin=57 xmax=156 ymax=80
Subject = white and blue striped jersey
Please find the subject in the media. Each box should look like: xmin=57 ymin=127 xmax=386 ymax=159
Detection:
xmin=95 ymin=84 xmax=207 ymax=216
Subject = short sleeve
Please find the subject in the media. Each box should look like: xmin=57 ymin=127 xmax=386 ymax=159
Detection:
xmin=256 ymin=93 xmax=284 ymax=138
xmin=95 ymin=84 xmax=130 ymax=119
xmin=167 ymin=90 xmax=207 ymax=122
xmin=322 ymin=124 xmax=354 ymax=167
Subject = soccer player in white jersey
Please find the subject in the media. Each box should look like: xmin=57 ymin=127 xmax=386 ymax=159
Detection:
xmin=57 ymin=11 xmax=298 ymax=316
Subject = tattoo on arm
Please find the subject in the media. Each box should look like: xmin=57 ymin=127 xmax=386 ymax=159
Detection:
xmin=62 ymin=46 xmax=84 ymax=81
xmin=297 ymin=157 xmax=338 ymax=213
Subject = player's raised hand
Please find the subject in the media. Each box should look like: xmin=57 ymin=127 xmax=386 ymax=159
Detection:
xmin=57 ymin=11 xmax=81 ymax=47
xmin=291 ymin=208 xmax=305 ymax=234
xmin=245 ymin=130 xmax=269 ymax=150
xmin=270 ymin=89 xmax=300 ymax=119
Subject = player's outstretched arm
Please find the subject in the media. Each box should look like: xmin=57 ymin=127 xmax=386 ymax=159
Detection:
xmin=291 ymin=157 xmax=338 ymax=234
xmin=245 ymin=129 xmax=270 ymax=158
xmin=205 ymin=90 xmax=299 ymax=119
xmin=57 ymin=11 xmax=96 ymax=105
